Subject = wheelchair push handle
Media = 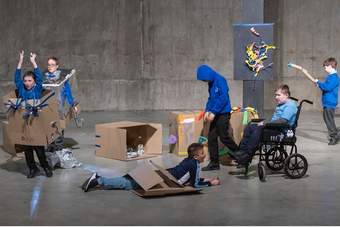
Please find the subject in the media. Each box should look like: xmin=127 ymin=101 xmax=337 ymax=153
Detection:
xmin=301 ymin=99 xmax=313 ymax=105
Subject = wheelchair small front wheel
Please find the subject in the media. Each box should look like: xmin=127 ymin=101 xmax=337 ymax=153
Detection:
xmin=284 ymin=153 xmax=308 ymax=179
xmin=258 ymin=162 xmax=266 ymax=182
xmin=265 ymin=146 xmax=288 ymax=171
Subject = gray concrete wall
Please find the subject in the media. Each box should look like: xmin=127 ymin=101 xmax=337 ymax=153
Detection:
xmin=1 ymin=0 xmax=340 ymax=113
xmin=264 ymin=0 xmax=340 ymax=110
xmin=0 ymin=0 xmax=244 ymax=113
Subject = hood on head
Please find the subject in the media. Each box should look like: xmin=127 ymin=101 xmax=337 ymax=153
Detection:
xmin=197 ymin=64 xmax=216 ymax=82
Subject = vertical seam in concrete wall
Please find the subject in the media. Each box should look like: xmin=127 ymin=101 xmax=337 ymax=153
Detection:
xmin=140 ymin=0 xmax=144 ymax=79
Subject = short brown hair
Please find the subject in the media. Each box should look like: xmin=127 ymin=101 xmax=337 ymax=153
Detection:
xmin=23 ymin=71 xmax=36 ymax=82
xmin=275 ymin=84 xmax=290 ymax=97
xmin=323 ymin=57 xmax=337 ymax=68
xmin=47 ymin=56 xmax=59 ymax=65
xmin=187 ymin=143 xmax=204 ymax=158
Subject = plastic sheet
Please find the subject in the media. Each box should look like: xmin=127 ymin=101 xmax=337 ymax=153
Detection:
xmin=46 ymin=148 xmax=82 ymax=169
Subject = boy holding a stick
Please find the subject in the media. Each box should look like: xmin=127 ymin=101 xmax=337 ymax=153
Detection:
xmin=314 ymin=57 xmax=340 ymax=145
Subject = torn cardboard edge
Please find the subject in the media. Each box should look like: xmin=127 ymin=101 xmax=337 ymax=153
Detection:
xmin=128 ymin=160 xmax=201 ymax=197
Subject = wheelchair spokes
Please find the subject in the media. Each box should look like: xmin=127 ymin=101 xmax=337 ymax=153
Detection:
xmin=265 ymin=146 xmax=288 ymax=171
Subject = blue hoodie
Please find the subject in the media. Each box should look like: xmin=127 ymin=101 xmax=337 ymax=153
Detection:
xmin=167 ymin=158 xmax=210 ymax=188
xmin=14 ymin=67 xmax=43 ymax=101
xmin=196 ymin=65 xmax=231 ymax=114
xmin=317 ymin=72 xmax=339 ymax=108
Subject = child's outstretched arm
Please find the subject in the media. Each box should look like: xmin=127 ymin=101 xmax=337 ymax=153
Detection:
xmin=14 ymin=50 xmax=24 ymax=89
xmin=62 ymin=81 xmax=75 ymax=106
xmin=17 ymin=50 xmax=24 ymax=69
xmin=30 ymin=53 xmax=43 ymax=87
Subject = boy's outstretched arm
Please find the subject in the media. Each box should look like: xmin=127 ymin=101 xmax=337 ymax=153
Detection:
xmin=62 ymin=81 xmax=75 ymax=106
xmin=30 ymin=52 xmax=38 ymax=68
xmin=17 ymin=50 xmax=24 ymax=69
xmin=14 ymin=50 xmax=24 ymax=89
xmin=30 ymin=53 xmax=43 ymax=87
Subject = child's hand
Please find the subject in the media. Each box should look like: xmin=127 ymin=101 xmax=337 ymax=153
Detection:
xmin=19 ymin=50 xmax=24 ymax=62
xmin=30 ymin=53 xmax=37 ymax=63
xmin=207 ymin=112 xmax=215 ymax=122
xmin=203 ymin=112 xmax=209 ymax=122
xmin=17 ymin=50 xmax=24 ymax=69
xmin=209 ymin=177 xmax=221 ymax=186
xmin=30 ymin=53 xmax=38 ymax=68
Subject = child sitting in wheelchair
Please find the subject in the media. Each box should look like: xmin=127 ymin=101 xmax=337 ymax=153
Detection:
xmin=228 ymin=84 xmax=298 ymax=165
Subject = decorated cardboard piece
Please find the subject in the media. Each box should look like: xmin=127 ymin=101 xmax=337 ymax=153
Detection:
xmin=129 ymin=160 xmax=201 ymax=197
xmin=169 ymin=111 xmax=203 ymax=156
xmin=2 ymin=90 xmax=61 ymax=147
xmin=42 ymin=69 xmax=82 ymax=128
xmin=95 ymin=121 xmax=162 ymax=161
xmin=233 ymin=23 xmax=275 ymax=80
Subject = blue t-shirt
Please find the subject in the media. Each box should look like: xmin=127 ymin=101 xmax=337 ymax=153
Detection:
xmin=271 ymin=99 xmax=298 ymax=126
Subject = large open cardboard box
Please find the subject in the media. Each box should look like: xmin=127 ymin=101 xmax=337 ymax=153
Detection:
xmin=3 ymin=90 xmax=61 ymax=147
xmin=169 ymin=111 xmax=203 ymax=156
xmin=129 ymin=160 xmax=201 ymax=197
xmin=95 ymin=121 xmax=162 ymax=161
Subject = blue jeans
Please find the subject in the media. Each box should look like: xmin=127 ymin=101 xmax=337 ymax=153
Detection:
xmin=97 ymin=175 xmax=139 ymax=190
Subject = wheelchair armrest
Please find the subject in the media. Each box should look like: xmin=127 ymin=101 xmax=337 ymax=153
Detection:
xmin=264 ymin=122 xmax=291 ymax=129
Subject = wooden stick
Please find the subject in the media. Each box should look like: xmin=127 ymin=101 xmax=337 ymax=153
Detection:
xmin=287 ymin=63 xmax=316 ymax=82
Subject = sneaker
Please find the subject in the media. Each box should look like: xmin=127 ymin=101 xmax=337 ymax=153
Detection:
xmin=43 ymin=167 xmax=53 ymax=178
xmin=82 ymin=172 xmax=99 ymax=192
xmin=228 ymin=150 xmax=245 ymax=160
xmin=328 ymin=137 xmax=339 ymax=145
xmin=27 ymin=167 xmax=40 ymax=178
xmin=202 ymin=162 xmax=220 ymax=171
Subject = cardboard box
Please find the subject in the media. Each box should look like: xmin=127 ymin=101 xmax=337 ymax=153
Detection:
xmin=3 ymin=90 xmax=61 ymax=146
xmin=129 ymin=160 xmax=201 ymax=197
xmin=95 ymin=121 xmax=162 ymax=161
xmin=229 ymin=109 xmax=258 ymax=145
xmin=169 ymin=111 xmax=204 ymax=156
xmin=1 ymin=121 xmax=28 ymax=156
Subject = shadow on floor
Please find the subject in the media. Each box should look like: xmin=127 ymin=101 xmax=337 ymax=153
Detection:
xmin=0 ymin=156 xmax=27 ymax=175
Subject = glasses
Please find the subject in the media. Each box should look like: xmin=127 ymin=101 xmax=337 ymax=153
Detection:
xmin=48 ymin=64 xmax=57 ymax=67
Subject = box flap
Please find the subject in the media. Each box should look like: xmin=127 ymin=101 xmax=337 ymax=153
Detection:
xmin=128 ymin=162 xmax=164 ymax=191
xmin=149 ymin=160 xmax=183 ymax=187
xmin=132 ymin=186 xmax=201 ymax=197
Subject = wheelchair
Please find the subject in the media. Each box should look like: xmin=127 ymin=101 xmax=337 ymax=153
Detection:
xmin=244 ymin=98 xmax=313 ymax=181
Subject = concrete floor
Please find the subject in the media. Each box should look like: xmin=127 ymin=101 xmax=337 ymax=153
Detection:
xmin=1 ymin=110 xmax=340 ymax=225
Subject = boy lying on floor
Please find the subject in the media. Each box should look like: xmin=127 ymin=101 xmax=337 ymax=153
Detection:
xmin=82 ymin=143 xmax=220 ymax=192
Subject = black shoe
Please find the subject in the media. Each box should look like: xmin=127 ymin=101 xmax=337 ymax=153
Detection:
xmin=202 ymin=162 xmax=220 ymax=171
xmin=234 ymin=152 xmax=252 ymax=165
xmin=27 ymin=167 xmax=39 ymax=178
xmin=328 ymin=137 xmax=339 ymax=145
xmin=228 ymin=150 xmax=245 ymax=160
xmin=82 ymin=172 xmax=99 ymax=192
xmin=44 ymin=167 xmax=53 ymax=177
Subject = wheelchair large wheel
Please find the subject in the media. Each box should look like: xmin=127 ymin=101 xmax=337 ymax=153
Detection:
xmin=284 ymin=153 xmax=308 ymax=179
xmin=258 ymin=162 xmax=266 ymax=182
xmin=265 ymin=146 xmax=288 ymax=171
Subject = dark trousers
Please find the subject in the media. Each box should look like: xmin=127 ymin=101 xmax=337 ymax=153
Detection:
xmin=323 ymin=108 xmax=339 ymax=139
xmin=239 ymin=123 xmax=263 ymax=155
xmin=23 ymin=145 xmax=49 ymax=170
xmin=208 ymin=113 xmax=239 ymax=164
